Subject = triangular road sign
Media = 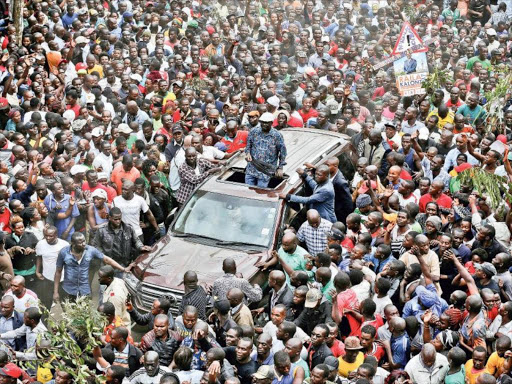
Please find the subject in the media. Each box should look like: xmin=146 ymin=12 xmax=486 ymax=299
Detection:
xmin=392 ymin=22 xmax=427 ymax=55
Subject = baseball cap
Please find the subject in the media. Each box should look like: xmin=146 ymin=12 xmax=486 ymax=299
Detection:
xmin=75 ymin=62 xmax=87 ymax=71
xmin=297 ymin=51 xmax=307 ymax=58
xmin=70 ymin=164 xmax=88 ymax=176
xmin=324 ymin=356 xmax=339 ymax=371
xmin=267 ymin=96 xmax=280 ymax=108
xmin=0 ymin=363 xmax=22 ymax=379
xmin=0 ymin=98 xmax=8 ymax=110
xmin=487 ymin=28 xmax=497 ymax=36
xmin=304 ymin=288 xmax=322 ymax=308
xmin=91 ymin=127 xmax=104 ymax=137
xmin=475 ymin=262 xmax=497 ymax=277
xmin=75 ymin=36 xmax=89 ymax=44
xmin=97 ymin=172 xmax=108 ymax=181
xmin=252 ymin=366 xmax=275 ymax=380
xmin=326 ymin=100 xmax=339 ymax=115
xmin=327 ymin=228 xmax=344 ymax=241
xmin=130 ymin=74 xmax=142 ymax=82
xmin=91 ymin=189 xmax=107 ymax=200
xmin=117 ymin=124 xmax=132 ymax=134
xmin=172 ymin=125 xmax=184 ymax=133
xmin=248 ymin=111 xmax=260 ymax=117
xmin=259 ymin=112 xmax=275 ymax=123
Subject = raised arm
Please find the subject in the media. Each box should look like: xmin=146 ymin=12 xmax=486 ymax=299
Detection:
xmin=449 ymin=252 xmax=478 ymax=295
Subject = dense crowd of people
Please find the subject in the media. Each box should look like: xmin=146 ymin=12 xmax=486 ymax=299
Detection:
xmin=1 ymin=0 xmax=512 ymax=382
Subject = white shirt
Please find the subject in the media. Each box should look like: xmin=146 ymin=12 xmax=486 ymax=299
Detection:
xmin=169 ymin=147 xmax=186 ymax=192
xmin=2 ymin=290 xmax=38 ymax=313
xmin=92 ymin=152 xmax=114 ymax=177
xmin=35 ymin=238 xmax=69 ymax=281
xmin=197 ymin=146 xmax=225 ymax=161
xmin=112 ymin=195 xmax=149 ymax=236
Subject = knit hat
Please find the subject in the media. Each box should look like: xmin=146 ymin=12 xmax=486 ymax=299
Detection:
xmin=425 ymin=216 xmax=442 ymax=232
xmin=356 ymin=194 xmax=372 ymax=208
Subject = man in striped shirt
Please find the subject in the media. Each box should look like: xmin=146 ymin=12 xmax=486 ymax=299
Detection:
xmin=128 ymin=351 xmax=171 ymax=384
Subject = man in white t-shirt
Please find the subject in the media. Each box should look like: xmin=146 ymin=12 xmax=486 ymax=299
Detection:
xmin=2 ymin=276 xmax=38 ymax=313
xmin=191 ymin=135 xmax=238 ymax=164
xmin=112 ymin=180 xmax=159 ymax=241
xmin=35 ymin=226 xmax=68 ymax=310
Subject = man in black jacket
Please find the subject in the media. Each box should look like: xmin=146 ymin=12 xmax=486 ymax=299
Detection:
xmin=294 ymin=288 xmax=332 ymax=335
xmin=139 ymin=314 xmax=181 ymax=366
xmin=265 ymin=271 xmax=293 ymax=317
xmin=105 ymin=327 xmax=143 ymax=376
xmin=126 ymin=297 xmax=176 ymax=331
xmin=326 ymin=157 xmax=353 ymax=224
xmin=92 ymin=207 xmax=151 ymax=268
xmin=306 ymin=324 xmax=333 ymax=370
xmin=0 ymin=296 xmax=25 ymax=351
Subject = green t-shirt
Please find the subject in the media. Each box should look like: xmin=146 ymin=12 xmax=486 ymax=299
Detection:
xmin=278 ymin=245 xmax=314 ymax=287
xmin=466 ymin=56 xmax=491 ymax=71
xmin=445 ymin=366 xmax=466 ymax=384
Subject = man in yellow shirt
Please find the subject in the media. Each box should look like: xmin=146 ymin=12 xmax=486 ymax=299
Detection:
xmin=427 ymin=105 xmax=454 ymax=130
xmin=86 ymin=55 xmax=104 ymax=78
xmin=485 ymin=336 xmax=511 ymax=377
xmin=465 ymin=346 xmax=488 ymax=384
xmin=338 ymin=337 xmax=364 ymax=378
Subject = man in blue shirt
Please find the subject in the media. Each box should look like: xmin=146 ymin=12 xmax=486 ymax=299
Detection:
xmin=44 ymin=182 xmax=80 ymax=241
xmin=404 ymin=51 xmax=417 ymax=74
xmin=53 ymin=232 xmax=130 ymax=302
xmin=280 ymin=165 xmax=336 ymax=223
xmin=365 ymin=244 xmax=396 ymax=274
xmin=388 ymin=317 xmax=411 ymax=369
xmin=61 ymin=5 xmax=77 ymax=29
xmin=245 ymin=112 xmax=287 ymax=188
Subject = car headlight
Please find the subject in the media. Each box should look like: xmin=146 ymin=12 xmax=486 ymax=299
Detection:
xmin=124 ymin=273 xmax=139 ymax=289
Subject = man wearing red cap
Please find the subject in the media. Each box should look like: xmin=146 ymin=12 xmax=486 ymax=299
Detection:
xmin=0 ymin=362 xmax=23 ymax=384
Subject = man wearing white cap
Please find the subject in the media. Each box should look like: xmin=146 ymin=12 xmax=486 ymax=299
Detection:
xmin=245 ymin=112 xmax=287 ymax=188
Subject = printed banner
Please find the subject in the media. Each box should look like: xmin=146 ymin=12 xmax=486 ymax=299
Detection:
xmin=393 ymin=51 xmax=428 ymax=96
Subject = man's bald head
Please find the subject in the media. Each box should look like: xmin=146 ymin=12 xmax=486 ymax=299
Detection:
xmin=223 ymin=258 xmax=237 ymax=274
xmin=421 ymin=343 xmax=437 ymax=367
xmin=389 ymin=317 xmax=406 ymax=332
xmin=270 ymin=270 xmax=286 ymax=287
xmin=227 ymin=288 xmax=244 ymax=306
xmin=307 ymin=210 xmax=321 ymax=226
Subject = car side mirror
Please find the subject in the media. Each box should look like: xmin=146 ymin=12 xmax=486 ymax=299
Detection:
xmin=165 ymin=207 xmax=179 ymax=227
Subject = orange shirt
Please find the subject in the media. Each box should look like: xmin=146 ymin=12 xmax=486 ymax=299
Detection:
xmin=110 ymin=166 xmax=141 ymax=194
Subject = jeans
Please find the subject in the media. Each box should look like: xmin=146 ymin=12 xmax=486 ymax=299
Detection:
xmin=245 ymin=174 xmax=269 ymax=188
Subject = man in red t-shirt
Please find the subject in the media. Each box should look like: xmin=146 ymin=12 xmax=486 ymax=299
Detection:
xmin=82 ymin=170 xmax=117 ymax=203
xmin=332 ymin=272 xmax=361 ymax=337
xmin=361 ymin=324 xmax=386 ymax=363
xmin=221 ymin=121 xmax=249 ymax=153
xmin=0 ymin=199 xmax=11 ymax=233
xmin=419 ymin=180 xmax=453 ymax=213
xmin=326 ymin=322 xmax=345 ymax=357
xmin=298 ymin=97 xmax=318 ymax=124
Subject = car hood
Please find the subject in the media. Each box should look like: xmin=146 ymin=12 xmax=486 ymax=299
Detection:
xmin=132 ymin=235 xmax=267 ymax=290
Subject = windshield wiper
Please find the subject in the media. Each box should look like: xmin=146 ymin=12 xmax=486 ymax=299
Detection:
xmin=215 ymin=240 xmax=263 ymax=248
xmin=173 ymin=233 xmax=218 ymax=242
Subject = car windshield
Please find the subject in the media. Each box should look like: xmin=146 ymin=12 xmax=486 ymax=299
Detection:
xmin=173 ymin=191 xmax=278 ymax=247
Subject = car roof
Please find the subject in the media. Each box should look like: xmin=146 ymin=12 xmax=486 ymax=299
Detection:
xmin=198 ymin=128 xmax=351 ymax=200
